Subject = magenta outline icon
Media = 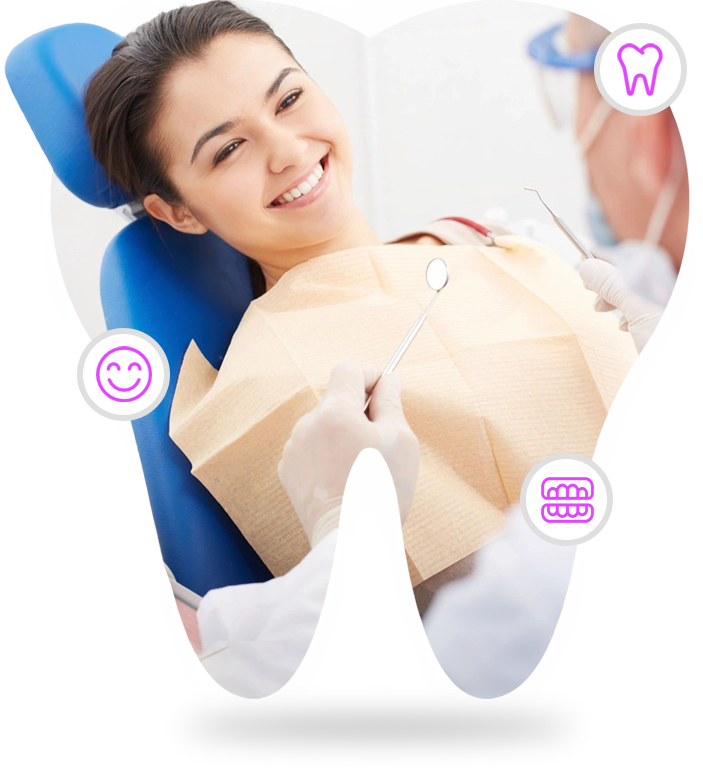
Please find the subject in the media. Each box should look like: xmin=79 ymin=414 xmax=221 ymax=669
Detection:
xmin=617 ymin=43 xmax=663 ymax=96
xmin=541 ymin=476 xmax=594 ymax=524
xmin=96 ymin=345 xmax=153 ymax=403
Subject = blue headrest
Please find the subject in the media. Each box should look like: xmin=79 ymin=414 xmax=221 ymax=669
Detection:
xmin=102 ymin=217 xmax=271 ymax=594
xmin=5 ymin=23 xmax=131 ymax=208
xmin=7 ymin=22 xmax=272 ymax=594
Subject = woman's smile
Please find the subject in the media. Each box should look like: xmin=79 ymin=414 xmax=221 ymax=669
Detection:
xmin=267 ymin=153 xmax=331 ymax=211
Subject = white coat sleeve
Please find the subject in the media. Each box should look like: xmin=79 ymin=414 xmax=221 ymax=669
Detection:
xmin=196 ymin=529 xmax=337 ymax=698
xmin=422 ymin=506 xmax=576 ymax=698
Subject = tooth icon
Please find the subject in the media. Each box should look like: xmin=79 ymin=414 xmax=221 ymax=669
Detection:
xmin=617 ymin=43 xmax=663 ymax=96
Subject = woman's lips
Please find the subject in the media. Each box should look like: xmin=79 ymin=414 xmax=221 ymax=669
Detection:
xmin=267 ymin=154 xmax=331 ymax=210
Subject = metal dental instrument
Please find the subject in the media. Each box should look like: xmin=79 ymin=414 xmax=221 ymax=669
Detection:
xmin=524 ymin=187 xmax=596 ymax=260
xmin=363 ymin=258 xmax=449 ymax=414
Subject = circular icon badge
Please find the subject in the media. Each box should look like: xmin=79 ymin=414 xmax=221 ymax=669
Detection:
xmin=594 ymin=24 xmax=686 ymax=116
xmin=520 ymin=454 xmax=613 ymax=546
xmin=78 ymin=329 xmax=170 ymax=420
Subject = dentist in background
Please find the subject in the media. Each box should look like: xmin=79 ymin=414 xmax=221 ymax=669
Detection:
xmin=528 ymin=0 xmax=703 ymax=768
xmin=528 ymin=13 xmax=689 ymax=352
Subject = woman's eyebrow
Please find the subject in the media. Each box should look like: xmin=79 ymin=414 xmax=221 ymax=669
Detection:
xmin=190 ymin=67 xmax=302 ymax=165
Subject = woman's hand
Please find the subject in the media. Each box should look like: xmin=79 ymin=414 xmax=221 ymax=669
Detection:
xmin=277 ymin=362 xmax=420 ymax=548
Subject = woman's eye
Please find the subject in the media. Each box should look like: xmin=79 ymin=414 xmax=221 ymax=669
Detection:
xmin=215 ymin=140 xmax=242 ymax=166
xmin=281 ymin=89 xmax=303 ymax=109
xmin=215 ymin=89 xmax=303 ymax=166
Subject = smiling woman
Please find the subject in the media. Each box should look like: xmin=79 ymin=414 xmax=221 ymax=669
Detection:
xmin=83 ymin=1 xmax=380 ymax=293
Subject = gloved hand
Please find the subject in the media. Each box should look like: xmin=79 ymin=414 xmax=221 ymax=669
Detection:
xmin=277 ymin=361 xmax=420 ymax=548
xmin=579 ymin=257 xmax=664 ymax=353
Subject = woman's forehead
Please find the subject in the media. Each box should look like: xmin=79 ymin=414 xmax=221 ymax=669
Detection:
xmin=160 ymin=35 xmax=296 ymax=154
xmin=169 ymin=34 xmax=292 ymax=98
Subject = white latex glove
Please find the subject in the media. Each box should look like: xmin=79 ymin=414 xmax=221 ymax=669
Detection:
xmin=579 ymin=257 xmax=664 ymax=353
xmin=594 ymin=240 xmax=677 ymax=307
xmin=277 ymin=361 xmax=420 ymax=548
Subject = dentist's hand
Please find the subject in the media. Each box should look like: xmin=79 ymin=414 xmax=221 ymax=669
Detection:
xmin=278 ymin=362 xmax=420 ymax=548
xmin=579 ymin=257 xmax=664 ymax=353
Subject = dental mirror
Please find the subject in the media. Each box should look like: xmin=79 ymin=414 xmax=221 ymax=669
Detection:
xmin=363 ymin=257 xmax=450 ymax=413
xmin=426 ymin=258 xmax=449 ymax=291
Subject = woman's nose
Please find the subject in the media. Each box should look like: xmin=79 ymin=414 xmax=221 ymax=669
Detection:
xmin=267 ymin=131 xmax=309 ymax=175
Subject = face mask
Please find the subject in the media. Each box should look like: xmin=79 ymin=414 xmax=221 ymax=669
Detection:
xmin=586 ymin=193 xmax=619 ymax=248
xmin=577 ymin=101 xmax=619 ymax=248
xmin=577 ymin=96 xmax=685 ymax=306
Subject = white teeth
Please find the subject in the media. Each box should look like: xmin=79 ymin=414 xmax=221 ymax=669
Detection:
xmin=617 ymin=43 xmax=663 ymax=97
xmin=273 ymin=161 xmax=325 ymax=206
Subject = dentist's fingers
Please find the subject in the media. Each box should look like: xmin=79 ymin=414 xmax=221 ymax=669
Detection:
xmin=279 ymin=361 xmax=419 ymax=542
xmin=322 ymin=361 xmax=380 ymax=412
xmin=368 ymin=373 xmax=406 ymax=425
xmin=594 ymin=296 xmax=617 ymax=313
xmin=579 ymin=258 xmax=639 ymax=319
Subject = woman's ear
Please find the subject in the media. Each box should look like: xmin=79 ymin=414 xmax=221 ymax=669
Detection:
xmin=628 ymin=111 xmax=672 ymax=199
xmin=143 ymin=193 xmax=208 ymax=235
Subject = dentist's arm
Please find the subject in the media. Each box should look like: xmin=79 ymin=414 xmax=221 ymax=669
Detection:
xmin=194 ymin=362 xmax=419 ymax=698
xmin=422 ymin=505 xmax=576 ymax=699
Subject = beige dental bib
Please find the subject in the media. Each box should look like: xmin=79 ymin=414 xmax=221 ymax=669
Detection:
xmin=170 ymin=235 xmax=636 ymax=586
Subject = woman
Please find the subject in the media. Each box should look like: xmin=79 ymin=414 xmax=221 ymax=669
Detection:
xmin=84 ymin=1 xmax=635 ymax=612
xmin=84 ymin=1 xmax=446 ymax=294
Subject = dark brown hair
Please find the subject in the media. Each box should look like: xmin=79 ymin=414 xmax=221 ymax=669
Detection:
xmin=83 ymin=1 xmax=298 ymax=207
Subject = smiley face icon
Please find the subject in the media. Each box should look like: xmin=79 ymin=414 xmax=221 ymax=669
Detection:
xmin=78 ymin=329 xmax=169 ymax=420
xmin=96 ymin=346 xmax=153 ymax=402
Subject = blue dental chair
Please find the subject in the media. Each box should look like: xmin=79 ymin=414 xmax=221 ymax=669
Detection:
xmin=6 ymin=23 xmax=273 ymax=595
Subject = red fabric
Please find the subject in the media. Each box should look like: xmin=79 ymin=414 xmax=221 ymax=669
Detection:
xmin=438 ymin=216 xmax=492 ymax=238
xmin=159 ymin=588 xmax=201 ymax=655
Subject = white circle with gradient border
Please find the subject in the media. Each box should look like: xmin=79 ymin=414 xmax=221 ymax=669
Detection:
xmin=594 ymin=24 xmax=686 ymax=116
xmin=77 ymin=329 xmax=170 ymax=420
xmin=520 ymin=454 xmax=613 ymax=546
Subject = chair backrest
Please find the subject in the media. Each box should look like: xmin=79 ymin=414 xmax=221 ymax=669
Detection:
xmin=6 ymin=23 xmax=272 ymax=594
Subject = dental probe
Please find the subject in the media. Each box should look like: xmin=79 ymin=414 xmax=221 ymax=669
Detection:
xmin=363 ymin=258 xmax=449 ymax=414
xmin=524 ymin=187 xmax=596 ymax=261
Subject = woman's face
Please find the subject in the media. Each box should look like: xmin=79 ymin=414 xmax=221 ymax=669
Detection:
xmin=146 ymin=33 xmax=355 ymax=267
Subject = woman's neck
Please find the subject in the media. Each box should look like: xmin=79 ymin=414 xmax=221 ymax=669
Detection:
xmin=259 ymin=209 xmax=382 ymax=291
